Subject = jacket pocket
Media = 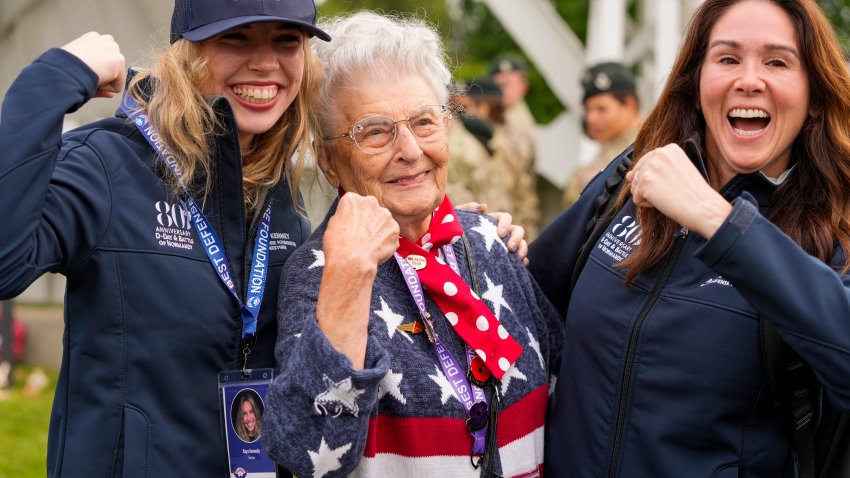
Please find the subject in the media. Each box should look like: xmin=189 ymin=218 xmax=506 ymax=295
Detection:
xmin=122 ymin=405 xmax=149 ymax=478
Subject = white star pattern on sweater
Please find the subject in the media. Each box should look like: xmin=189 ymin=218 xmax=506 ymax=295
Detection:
xmin=374 ymin=297 xmax=413 ymax=343
xmin=527 ymin=327 xmax=545 ymax=370
xmin=428 ymin=365 xmax=457 ymax=404
xmin=308 ymin=249 xmax=325 ymax=270
xmin=378 ymin=369 xmax=407 ymax=404
xmin=313 ymin=375 xmax=364 ymax=418
xmin=500 ymin=362 xmax=528 ymax=395
xmin=308 ymin=437 xmax=352 ymax=478
xmin=471 ymin=216 xmax=507 ymax=252
xmin=482 ymin=273 xmax=512 ymax=320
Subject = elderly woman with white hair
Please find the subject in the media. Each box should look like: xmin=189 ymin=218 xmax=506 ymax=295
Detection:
xmin=263 ymin=11 xmax=562 ymax=478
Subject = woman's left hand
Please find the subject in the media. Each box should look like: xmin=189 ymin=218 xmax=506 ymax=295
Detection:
xmin=626 ymin=143 xmax=732 ymax=239
xmin=456 ymin=202 xmax=529 ymax=265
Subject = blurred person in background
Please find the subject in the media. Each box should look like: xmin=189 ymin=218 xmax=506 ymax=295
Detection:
xmin=447 ymin=78 xmax=512 ymax=213
xmin=562 ymin=61 xmax=641 ymax=208
xmin=490 ymin=55 xmax=540 ymax=238
xmin=446 ymin=80 xmax=495 ymax=205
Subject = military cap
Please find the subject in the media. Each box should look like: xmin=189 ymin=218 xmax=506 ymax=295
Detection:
xmin=581 ymin=62 xmax=636 ymax=102
xmin=489 ymin=55 xmax=527 ymax=75
xmin=462 ymin=78 xmax=503 ymax=100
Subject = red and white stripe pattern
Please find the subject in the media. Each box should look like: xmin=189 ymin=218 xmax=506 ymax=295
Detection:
xmin=352 ymin=384 xmax=548 ymax=477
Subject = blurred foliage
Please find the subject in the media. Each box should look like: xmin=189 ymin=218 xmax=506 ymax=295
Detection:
xmin=819 ymin=0 xmax=850 ymax=50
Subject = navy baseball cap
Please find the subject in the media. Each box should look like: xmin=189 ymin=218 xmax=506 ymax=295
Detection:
xmin=170 ymin=0 xmax=331 ymax=44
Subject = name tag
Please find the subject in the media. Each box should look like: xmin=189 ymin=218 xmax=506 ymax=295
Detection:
xmin=219 ymin=369 xmax=278 ymax=477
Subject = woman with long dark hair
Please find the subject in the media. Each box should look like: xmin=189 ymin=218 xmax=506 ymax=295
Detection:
xmin=531 ymin=1 xmax=850 ymax=476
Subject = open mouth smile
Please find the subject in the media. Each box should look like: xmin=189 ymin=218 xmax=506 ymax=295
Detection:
xmin=232 ymin=85 xmax=279 ymax=104
xmin=728 ymin=108 xmax=770 ymax=136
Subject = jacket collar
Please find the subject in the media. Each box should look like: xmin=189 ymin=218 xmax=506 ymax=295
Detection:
xmin=682 ymin=133 xmax=792 ymax=210
xmin=115 ymin=68 xmax=243 ymax=195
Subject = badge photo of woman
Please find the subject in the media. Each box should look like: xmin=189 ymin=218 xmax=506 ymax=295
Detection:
xmin=233 ymin=389 xmax=264 ymax=443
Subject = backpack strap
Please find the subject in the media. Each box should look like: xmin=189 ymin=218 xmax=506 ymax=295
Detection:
xmin=760 ymin=316 xmax=816 ymax=478
xmin=816 ymin=397 xmax=850 ymax=477
xmin=570 ymin=145 xmax=634 ymax=291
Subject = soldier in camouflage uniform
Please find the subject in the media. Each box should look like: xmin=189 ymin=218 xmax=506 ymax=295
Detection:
xmin=562 ymin=62 xmax=641 ymax=208
xmin=446 ymin=102 xmax=490 ymax=205
xmin=447 ymin=80 xmax=514 ymax=215
xmin=490 ymin=56 xmax=540 ymax=238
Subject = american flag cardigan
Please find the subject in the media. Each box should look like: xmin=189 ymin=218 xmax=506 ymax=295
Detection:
xmin=264 ymin=206 xmax=563 ymax=478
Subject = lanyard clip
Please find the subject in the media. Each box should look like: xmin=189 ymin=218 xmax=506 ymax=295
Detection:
xmin=240 ymin=343 xmax=253 ymax=374
xmin=421 ymin=312 xmax=437 ymax=343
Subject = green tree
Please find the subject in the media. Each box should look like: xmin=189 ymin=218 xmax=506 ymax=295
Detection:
xmin=819 ymin=0 xmax=850 ymax=50
xmin=448 ymin=0 xmax=588 ymax=124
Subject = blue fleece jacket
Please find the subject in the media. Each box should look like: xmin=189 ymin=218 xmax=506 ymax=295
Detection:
xmin=530 ymin=139 xmax=850 ymax=477
xmin=0 ymin=48 xmax=310 ymax=477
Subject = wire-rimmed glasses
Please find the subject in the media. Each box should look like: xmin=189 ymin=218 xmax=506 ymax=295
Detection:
xmin=323 ymin=104 xmax=453 ymax=154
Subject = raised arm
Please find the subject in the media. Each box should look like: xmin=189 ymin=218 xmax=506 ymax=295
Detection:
xmin=0 ymin=33 xmax=124 ymax=297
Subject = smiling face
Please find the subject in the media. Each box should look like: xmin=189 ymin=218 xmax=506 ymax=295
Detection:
xmin=321 ymin=74 xmax=449 ymax=239
xmin=199 ymin=22 xmax=305 ymax=150
xmin=700 ymin=0 xmax=810 ymax=186
xmin=240 ymin=399 xmax=256 ymax=434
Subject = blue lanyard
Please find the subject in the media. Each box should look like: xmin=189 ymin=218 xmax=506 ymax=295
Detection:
xmin=121 ymin=93 xmax=271 ymax=343
xmin=393 ymin=247 xmax=488 ymax=455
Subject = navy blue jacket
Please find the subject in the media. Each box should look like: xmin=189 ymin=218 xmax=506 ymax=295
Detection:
xmin=530 ymin=140 xmax=850 ymax=477
xmin=0 ymin=48 xmax=310 ymax=476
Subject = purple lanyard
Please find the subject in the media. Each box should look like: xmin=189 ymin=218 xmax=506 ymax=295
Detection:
xmin=393 ymin=246 xmax=488 ymax=455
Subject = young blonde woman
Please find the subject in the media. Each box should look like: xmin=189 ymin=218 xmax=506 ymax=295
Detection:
xmin=0 ymin=1 xmax=327 ymax=476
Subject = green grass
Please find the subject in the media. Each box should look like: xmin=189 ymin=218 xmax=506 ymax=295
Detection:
xmin=0 ymin=365 xmax=56 ymax=478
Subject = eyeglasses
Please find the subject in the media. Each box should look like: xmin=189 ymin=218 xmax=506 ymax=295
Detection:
xmin=323 ymin=104 xmax=453 ymax=155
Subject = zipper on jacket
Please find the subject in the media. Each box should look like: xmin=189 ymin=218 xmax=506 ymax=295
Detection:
xmin=608 ymin=227 xmax=689 ymax=478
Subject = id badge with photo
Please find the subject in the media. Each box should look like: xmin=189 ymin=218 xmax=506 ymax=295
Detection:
xmin=219 ymin=368 xmax=278 ymax=478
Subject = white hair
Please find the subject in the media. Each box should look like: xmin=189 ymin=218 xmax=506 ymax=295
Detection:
xmin=312 ymin=11 xmax=453 ymax=138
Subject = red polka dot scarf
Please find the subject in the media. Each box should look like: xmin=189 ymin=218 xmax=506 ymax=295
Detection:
xmin=395 ymin=195 xmax=523 ymax=379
